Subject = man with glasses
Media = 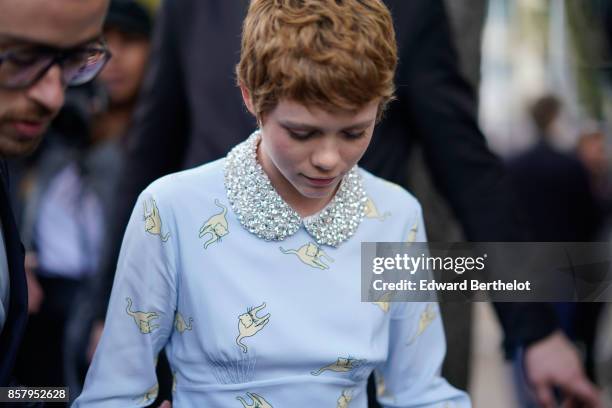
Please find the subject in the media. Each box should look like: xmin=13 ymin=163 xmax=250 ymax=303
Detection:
xmin=0 ymin=0 xmax=110 ymax=387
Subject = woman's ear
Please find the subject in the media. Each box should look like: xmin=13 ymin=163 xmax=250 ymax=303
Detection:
xmin=239 ymin=83 xmax=256 ymax=116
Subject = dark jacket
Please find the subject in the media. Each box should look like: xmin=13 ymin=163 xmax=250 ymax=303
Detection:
xmin=89 ymin=0 xmax=556 ymax=374
xmin=506 ymin=141 xmax=601 ymax=242
xmin=0 ymin=160 xmax=28 ymax=386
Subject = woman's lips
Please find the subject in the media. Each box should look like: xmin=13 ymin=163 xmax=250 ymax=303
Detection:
xmin=303 ymin=174 xmax=337 ymax=186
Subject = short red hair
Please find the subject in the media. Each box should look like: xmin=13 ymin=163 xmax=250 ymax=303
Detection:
xmin=237 ymin=0 xmax=397 ymax=120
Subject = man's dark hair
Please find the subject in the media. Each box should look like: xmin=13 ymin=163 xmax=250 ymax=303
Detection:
xmin=105 ymin=0 xmax=153 ymax=37
xmin=530 ymin=95 xmax=561 ymax=133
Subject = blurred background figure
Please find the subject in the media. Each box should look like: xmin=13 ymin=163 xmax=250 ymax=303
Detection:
xmin=477 ymin=1 xmax=612 ymax=404
xmin=93 ymin=0 xmax=152 ymax=148
xmin=11 ymin=0 xmax=154 ymax=403
xmin=505 ymin=94 xmax=604 ymax=406
xmin=507 ymin=95 xmax=601 ymax=243
xmin=577 ymin=124 xmax=611 ymax=208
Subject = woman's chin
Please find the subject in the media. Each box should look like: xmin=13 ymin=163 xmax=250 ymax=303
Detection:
xmin=296 ymin=185 xmax=337 ymax=201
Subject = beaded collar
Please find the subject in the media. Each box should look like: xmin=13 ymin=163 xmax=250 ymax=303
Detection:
xmin=224 ymin=131 xmax=368 ymax=247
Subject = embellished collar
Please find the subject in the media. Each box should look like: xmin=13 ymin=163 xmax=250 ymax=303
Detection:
xmin=223 ymin=131 xmax=368 ymax=247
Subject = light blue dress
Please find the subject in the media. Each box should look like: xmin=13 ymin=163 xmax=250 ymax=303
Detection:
xmin=74 ymin=134 xmax=470 ymax=407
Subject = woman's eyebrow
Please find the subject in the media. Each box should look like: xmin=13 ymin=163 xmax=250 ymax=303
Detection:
xmin=279 ymin=120 xmax=319 ymax=130
xmin=279 ymin=119 xmax=374 ymax=130
xmin=343 ymin=120 xmax=375 ymax=130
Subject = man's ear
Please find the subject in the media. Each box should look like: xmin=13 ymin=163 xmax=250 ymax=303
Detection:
xmin=239 ymin=83 xmax=256 ymax=116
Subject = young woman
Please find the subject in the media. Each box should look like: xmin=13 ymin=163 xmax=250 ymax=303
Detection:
xmin=74 ymin=0 xmax=470 ymax=406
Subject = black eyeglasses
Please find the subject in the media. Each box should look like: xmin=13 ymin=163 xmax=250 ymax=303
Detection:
xmin=0 ymin=38 xmax=111 ymax=90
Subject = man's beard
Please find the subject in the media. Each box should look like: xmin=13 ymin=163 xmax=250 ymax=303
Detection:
xmin=0 ymin=103 xmax=55 ymax=158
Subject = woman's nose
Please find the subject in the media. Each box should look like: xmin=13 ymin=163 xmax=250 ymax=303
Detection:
xmin=310 ymin=139 xmax=341 ymax=172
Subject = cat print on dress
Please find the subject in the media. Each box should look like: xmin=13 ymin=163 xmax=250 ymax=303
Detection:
xmin=364 ymin=197 xmax=390 ymax=221
xmin=406 ymin=219 xmax=418 ymax=244
xmin=135 ymin=383 xmax=158 ymax=405
xmin=311 ymin=357 xmax=366 ymax=376
xmin=375 ymin=369 xmax=386 ymax=397
xmin=175 ymin=312 xmax=193 ymax=333
xmin=374 ymin=369 xmax=396 ymax=401
xmin=407 ymin=303 xmax=437 ymax=345
xmin=279 ymin=242 xmax=334 ymax=270
xmin=199 ymin=199 xmax=229 ymax=249
xmin=337 ymin=390 xmax=353 ymax=408
xmin=372 ymin=292 xmax=393 ymax=313
xmin=125 ymin=297 xmax=160 ymax=334
xmin=143 ymin=198 xmax=170 ymax=242
xmin=236 ymin=392 xmax=273 ymax=408
xmin=236 ymin=302 xmax=271 ymax=353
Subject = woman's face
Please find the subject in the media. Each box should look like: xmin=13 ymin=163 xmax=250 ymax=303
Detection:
xmin=99 ymin=27 xmax=150 ymax=106
xmin=254 ymin=97 xmax=379 ymax=214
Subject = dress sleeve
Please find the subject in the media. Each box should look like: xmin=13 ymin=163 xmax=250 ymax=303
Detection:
xmin=73 ymin=191 xmax=178 ymax=407
xmin=375 ymin=202 xmax=471 ymax=407
xmin=375 ymin=302 xmax=471 ymax=407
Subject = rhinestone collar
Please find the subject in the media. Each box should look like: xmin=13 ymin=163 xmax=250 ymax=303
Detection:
xmin=224 ymin=131 xmax=368 ymax=247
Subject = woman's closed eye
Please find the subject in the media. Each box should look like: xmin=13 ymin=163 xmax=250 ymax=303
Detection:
xmin=285 ymin=128 xmax=366 ymax=141
xmin=343 ymin=130 xmax=366 ymax=139
xmin=287 ymin=128 xmax=317 ymax=140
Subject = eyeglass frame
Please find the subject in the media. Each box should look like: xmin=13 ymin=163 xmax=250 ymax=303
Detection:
xmin=0 ymin=37 xmax=112 ymax=90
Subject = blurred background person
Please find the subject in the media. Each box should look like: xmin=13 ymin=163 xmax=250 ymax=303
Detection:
xmin=93 ymin=0 xmax=152 ymax=146
xmin=507 ymin=95 xmax=601 ymax=244
xmin=577 ymin=125 xmax=611 ymax=209
xmin=66 ymin=1 xmax=155 ymax=400
xmin=505 ymin=95 xmax=604 ymax=407
xmin=478 ymin=0 xmax=612 ymax=405
xmin=12 ymin=0 xmax=153 ymax=401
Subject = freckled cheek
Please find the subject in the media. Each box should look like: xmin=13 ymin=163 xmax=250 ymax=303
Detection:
xmin=268 ymin=143 xmax=305 ymax=176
